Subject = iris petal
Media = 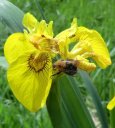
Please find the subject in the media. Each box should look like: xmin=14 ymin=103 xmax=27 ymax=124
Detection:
xmin=75 ymin=27 xmax=110 ymax=59
xmin=7 ymin=50 xmax=52 ymax=112
xmin=33 ymin=20 xmax=54 ymax=38
xmin=56 ymin=18 xmax=77 ymax=40
xmin=71 ymin=27 xmax=111 ymax=68
xmin=22 ymin=12 xmax=37 ymax=33
xmin=4 ymin=32 xmax=36 ymax=64
xmin=74 ymin=55 xmax=96 ymax=71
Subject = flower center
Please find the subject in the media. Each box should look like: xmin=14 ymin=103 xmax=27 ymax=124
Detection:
xmin=28 ymin=52 xmax=50 ymax=73
xmin=29 ymin=35 xmax=60 ymax=54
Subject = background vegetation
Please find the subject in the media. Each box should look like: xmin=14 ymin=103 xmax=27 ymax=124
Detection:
xmin=0 ymin=0 xmax=115 ymax=127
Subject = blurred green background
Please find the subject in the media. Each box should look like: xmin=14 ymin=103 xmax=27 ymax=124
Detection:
xmin=0 ymin=0 xmax=115 ymax=127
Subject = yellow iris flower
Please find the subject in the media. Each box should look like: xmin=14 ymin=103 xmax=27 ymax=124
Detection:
xmin=55 ymin=19 xmax=111 ymax=71
xmin=4 ymin=12 xmax=111 ymax=113
xmin=4 ymin=13 xmax=53 ymax=112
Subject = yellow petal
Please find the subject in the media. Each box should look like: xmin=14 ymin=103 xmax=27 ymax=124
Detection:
xmin=56 ymin=18 xmax=77 ymax=41
xmin=107 ymin=96 xmax=115 ymax=110
xmin=33 ymin=20 xmax=54 ymax=38
xmin=22 ymin=12 xmax=37 ymax=33
xmin=75 ymin=27 xmax=110 ymax=58
xmin=7 ymin=50 xmax=52 ymax=113
xmin=74 ymin=55 xmax=96 ymax=71
xmin=4 ymin=32 xmax=36 ymax=64
xmin=68 ymin=41 xmax=94 ymax=59
xmin=72 ymin=27 xmax=111 ymax=68
xmin=29 ymin=35 xmax=59 ymax=54
xmin=58 ymin=37 xmax=69 ymax=60
xmin=81 ymin=52 xmax=111 ymax=69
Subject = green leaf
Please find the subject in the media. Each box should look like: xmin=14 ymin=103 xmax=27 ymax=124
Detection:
xmin=46 ymin=81 xmax=62 ymax=128
xmin=110 ymin=76 xmax=115 ymax=128
xmin=0 ymin=56 xmax=9 ymax=69
xmin=79 ymin=70 xmax=109 ymax=128
xmin=0 ymin=0 xmax=25 ymax=33
xmin=59 ymin=75 xmax=95 ymax=128
xmin=47 ymin=75 xmax=96 ymax=128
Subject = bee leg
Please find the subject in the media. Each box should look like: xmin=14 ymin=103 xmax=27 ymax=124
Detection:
xmin=51 ymin=71 xmax=62 ymax=78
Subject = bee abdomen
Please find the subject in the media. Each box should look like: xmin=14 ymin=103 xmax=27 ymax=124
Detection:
xmin=64 ymin=62 xmax=77 ymax=75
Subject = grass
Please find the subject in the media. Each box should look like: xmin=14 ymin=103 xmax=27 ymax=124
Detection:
xmin=0 ymin=0 xmax=115 ymax=127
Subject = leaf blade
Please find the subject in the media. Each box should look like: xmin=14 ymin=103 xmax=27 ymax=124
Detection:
xmin=0 ymin=0 xmax=25 ymax=33
xmin=79 ymin=70 xmax=109 ymax=128
xmin=110 ymin=76 xmax=115 ymax=128
xmin=59 ymin=75 xmax=96 ymax=128
xmin=0 ymin=56 xmax=9 ymax=69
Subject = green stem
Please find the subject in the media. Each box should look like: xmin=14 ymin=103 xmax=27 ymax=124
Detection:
xmin=34 ymin=0 xmax=48 ymax=23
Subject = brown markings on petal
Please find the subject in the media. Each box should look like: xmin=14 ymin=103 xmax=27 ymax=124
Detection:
xmin=42 ymin=38 xmax=59 ymax=53
xmin=41 ymin=35 xmax=45 ymax=37
xmin=30 ymin=35 xmax=60 ymax=54
xmin=69 ymin=34 xmax=76 ymax=39
xmin=28 ymin=52 xmax=51 ymax=73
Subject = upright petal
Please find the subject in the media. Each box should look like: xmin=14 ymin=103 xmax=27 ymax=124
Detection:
xmin=4 ymin=31 xmax=36 ymax=64
xmin=22 ymin=12 xmax=38 ymax=33
xmin=33 ymin=20 xmax=54 ymax=38
xmin=56 ymin=18 xmax=77 ymax=42
xmin=7 ymin=50 xmax=52 ymax=112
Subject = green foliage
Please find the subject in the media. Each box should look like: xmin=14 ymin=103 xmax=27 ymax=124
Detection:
xmin=59 ymin=76 xmax=95 ymax=128
xmin=0 ymin=0 xmax=24 ymax=33
xmin=110 ymin=76 xmax=115 ymax=128
xmin=0 ymin=57 xmax=9 ymax=69
xmin=79 ymin=70 xmax=108 ymax=128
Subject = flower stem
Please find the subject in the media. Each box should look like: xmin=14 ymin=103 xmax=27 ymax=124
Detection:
xmin=34 ymin=0 xmax=48 ymax=23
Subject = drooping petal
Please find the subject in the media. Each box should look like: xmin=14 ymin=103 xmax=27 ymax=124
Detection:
xmin=107 ymin=96 xmax=115 ymax=110
xmin=71 ymin=27 xmax=111 ymax=68
xmin=22 ymin=12 xmax=38 ymax=33
xmin=7 ymin=50 xmax=52 ymax=113
xmin=4 ymin=31 xmax=36 ymax=64
xmin=33 ymin=20 xmax=54 ymax=38
xmin=55 ymin=18 xmax=77 ymax=42
xmin=81 ymin=52 xmax=111 ymax=69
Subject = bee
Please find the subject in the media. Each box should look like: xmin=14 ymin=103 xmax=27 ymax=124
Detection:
xmin=52 ymin=59 xmax=78 ymax=76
